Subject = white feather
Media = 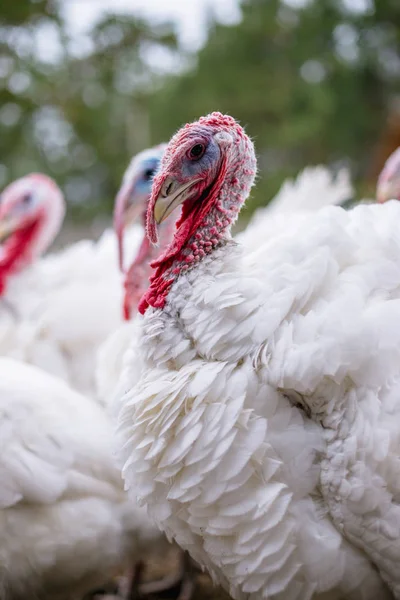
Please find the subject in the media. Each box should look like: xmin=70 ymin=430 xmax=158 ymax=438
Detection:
xmin=0 ymin=357 xmax=161 ymax=599
xmin=0 ymin=225 xmax=142 ymax=397
xmin=115 ymin=201 xmax=400 ymax=599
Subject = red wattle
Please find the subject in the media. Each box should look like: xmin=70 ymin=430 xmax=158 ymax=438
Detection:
xmin=139 ymin=156 xmax=228 ymax=314
xmin=0 ymin=219 xmax=40 ymax=295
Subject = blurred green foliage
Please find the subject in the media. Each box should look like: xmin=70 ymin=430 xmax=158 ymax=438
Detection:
xmin=1 ymin=0 xmax=400 ymax=221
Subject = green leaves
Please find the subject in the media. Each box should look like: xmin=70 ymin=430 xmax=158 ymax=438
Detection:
xmin=149 ymin=0 xmax=400 ymax=210
xmin=1 ymin=0 xmax=400 ymax=219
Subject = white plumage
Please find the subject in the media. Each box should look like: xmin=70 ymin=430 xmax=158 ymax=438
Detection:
xmin=1 ymin=224 xmax=143 ymax=396
xmin=33 ymin=226 xmax=142 ymax=396
xmin=115 ymin=113 xmax=399 ymax=599
xmin=0 ymin=357 xmax=159 ymax=599
xmin=247 ymin=164 xmax=352 ymax=222
xmin=45 ymin=142 xmax=166 ymax=396
xmin=96 ymin=319 xmax=139 ymax=408
xmin=100 ymin=164 xmax=353 ymax=404
xmin=239 ymin=165 xmax=353 ymax=250
xmin=0 ymin=173 xmax=142 ymax=396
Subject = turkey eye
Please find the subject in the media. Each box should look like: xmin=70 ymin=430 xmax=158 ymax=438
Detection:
xmin=188 ymin=144 xmax=205 ymax=160
xmin=143 ymin=168 xmax=155 ymax=181
xmin=21 ymin=193 xmax=32 ymax=205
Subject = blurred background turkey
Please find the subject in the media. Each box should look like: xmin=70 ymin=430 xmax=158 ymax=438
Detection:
xmin=1 ymin=0 xmax=400 ymax=599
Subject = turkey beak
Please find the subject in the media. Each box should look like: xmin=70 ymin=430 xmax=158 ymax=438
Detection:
xmin=114 ymin=174 xmax=144 ymax=272
xmin=0 ymin=216 xmax=18 ymax=242
xmin=154 ymin=177 xmax=202 ymax=224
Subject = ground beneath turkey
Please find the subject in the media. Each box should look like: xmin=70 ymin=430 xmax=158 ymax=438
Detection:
xmin=88 ymin=543 xmax=232 ymax=600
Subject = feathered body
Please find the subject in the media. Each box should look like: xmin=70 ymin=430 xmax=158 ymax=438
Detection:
xmin=0 ymin=173 xmax=144 ymax=396
xmin=0 ymin=357 xmax=159 ymax=600
xmin=116 ymin=114 xmax=394 ymax=599
xmin=0 ymin=223 xmax=142 ymax=395
xmin=117 ymin=223 xmax=392 ymax=600
xmin=102 ymin=165 xmax=353 ymax=402
xmin=96 ymin=319 xmax=139 ymax=408
xmin=239 ymin=165 xmax=353 ymax=250
xmin=32 ymin=225 xmax=142 ymax=395
xmin=45 ymin=144 xmax=167 ymax=394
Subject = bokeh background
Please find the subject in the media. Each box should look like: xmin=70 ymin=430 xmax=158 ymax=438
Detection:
xmin=1 ymin=0 xmax=400 ymax=239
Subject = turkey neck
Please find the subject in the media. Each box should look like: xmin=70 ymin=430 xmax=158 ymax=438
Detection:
xmin=123 ymin=215 xmax=175 ymax=319
xmin=139 ymin=136 xmax=256 ymax=314
xmin=0 ymin=218 xmax=41 ymax=295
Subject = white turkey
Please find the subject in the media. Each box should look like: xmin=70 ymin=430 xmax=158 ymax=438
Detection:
xmin=114 ymin=143 xmax=175 ymax=321
xmin=96 ymin=144 xmax=169 ymax=403
xmin=48 ymin=145 xmax=168 ymax=396
xmin=0 ymin=356 xmax=164 ymax=600
xmin=29 ymin=181 xmax=144 ymax=398
xmin=0 ymin=159 xmax=149 ymax=396
xmin=115 ymin=112 xmax=397 ymax=599
xmin=114 ymin=144 xmax=167 ymax=271
xmin=100 ymin=158 xmax=353 ymax=405
xmin=96 ymin=145 xmax=199 ymax=598
xmin=0 ymin=173 xmax=70 ymax=380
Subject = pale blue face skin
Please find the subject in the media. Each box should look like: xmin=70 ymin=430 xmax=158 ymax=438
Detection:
xmin=172 ymin=130 xmax=222 ymax=183
xmin=0 ymin=181 xmax=42 ymax=222
xmin=131 ymin=157 xmax=161 ymax=198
